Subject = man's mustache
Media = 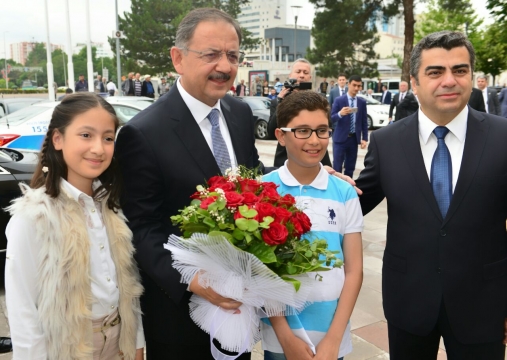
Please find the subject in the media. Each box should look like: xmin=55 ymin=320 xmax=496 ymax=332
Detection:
xmin=208 ymin=73 xmax=231 ymax=81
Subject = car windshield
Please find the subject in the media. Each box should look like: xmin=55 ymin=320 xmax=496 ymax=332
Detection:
xmin=8 ymin=101 xmax=36 ymax=113
xmin=242 ymin=98 xmax=270 ymax=110
xmin=0 ymin=105 xmax=50 ymax=127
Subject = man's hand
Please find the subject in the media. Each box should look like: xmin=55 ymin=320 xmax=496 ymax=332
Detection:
xmin=339 ymin=107 xmax=353 ymax=117
xmin=277 ymin=87 xmax=290 ymax=100
xmin=280 ymin=335 xmax=314 ymax=360
xmin=503 ymin=318 xmax=507 ymax=344
xmin=323 ymin=166 xmax=363 ymax=195
xmin=314 ymin=336 xmax=339 ymax=360
xmin=189 ymin=272 xmax=242 ymax=311
xmin=360 ymin=140 xmax=367 ymax=149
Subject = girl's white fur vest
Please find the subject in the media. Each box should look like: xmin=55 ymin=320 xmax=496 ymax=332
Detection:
xmin=7 ymin=183 xmax=143 ymax=360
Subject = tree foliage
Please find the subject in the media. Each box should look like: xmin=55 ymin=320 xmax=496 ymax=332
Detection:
xmin=487 ymin=0 xmax=507 ymax=22
xmin=306 ymin=0 xmax=381 ymax=78
xmin=474 ymin=23 xmax=507 ymax=84
xmin=113 ymin=0 xmax=259 ymax=76
xmin=414 ymin=0 xmax=483 ymax=44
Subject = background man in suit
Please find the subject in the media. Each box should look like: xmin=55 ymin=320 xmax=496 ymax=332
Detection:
xmin=467 ymin=87 xmax=486 ymax=112
xmin=330 ymin=74 xmax=368 ymax=176
xmin=388 ymin=81 xmax=419 ymax=122
xmin=328 ymin=74 xmax=348 ymax=107
xmin=235 ymin=79 xmax=246 ymax=96
xmin=115 ymin=8 xmax=261 ymax=360
xmin=499 ymin=86 xmax=507 ymax=117
xmin=319 ymin=78 xmax=329 ymax=96
xmin=381 ymin=85 xmax=392 ymax=104
xmin=356 ymin=31 xmax=507 ymax=360
xmin=268 ymin=59 xmax=332 ymax=167
xmin=476 ymin=75 xmax=501 ymax=115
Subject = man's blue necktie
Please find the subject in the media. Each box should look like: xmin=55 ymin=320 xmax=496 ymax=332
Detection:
xmin=431 ymin=126 xmax=452 ymax=217
xmin=349 ymin=97 xmax=356 ymax=134
xmin=208 ymin=109 xmax=231 ymax=174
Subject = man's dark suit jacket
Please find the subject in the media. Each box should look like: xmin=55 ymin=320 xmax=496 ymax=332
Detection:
xmin=115 ymin=85 xmax=262 ymax=358
xmin=330 ymin=95 xmax=368 ymax=144
xmin=388 ymin=92 xmax=419 ymax=121
xmin=235 ymin=83 xmax=246 ymax=96
xmin=381 ymin=90 xmax=392 ymax=105
xmin=355 ymin=108 xmax=507 ymax=344
xmin=328 ymin=86 xmax=348 ymax=107
xmin=486 ymin=87 xmax=501 ymax=115
xmin=468 ymin=87 xmax=486 ymax=113
xmin=141 ymin=81 xmax=155 ymax=98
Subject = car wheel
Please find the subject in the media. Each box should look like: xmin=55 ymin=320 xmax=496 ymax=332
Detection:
xmin=367 ymin=115 xmax=373 ymax=130
xmin=255 ymin=119 xmax=269 ymax=140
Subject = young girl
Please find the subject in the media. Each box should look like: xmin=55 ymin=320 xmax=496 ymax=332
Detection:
xmin=5 ymin=93 xmax=144 ymax=360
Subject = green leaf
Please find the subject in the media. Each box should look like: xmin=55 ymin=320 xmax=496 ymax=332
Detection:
xmin=232 ymin=228 xmax=245 ymax=240
xmin=203 ymin=217 xmax=216 ymax=228
xmin=182 ymin=223 xmax=209 ymax=234
xmin=196 ymin=185 xmax=205 ymax=192
xmin=208 ymin=231 xmax=235 ymax=244
xmin=305 ymin=250 xmax=313 ymax=258
xmin=287 ymin=263 xmax=297 ymax=275
xmin=238 ymin=205 xmax=258 ymax=219
xmin=245 ymin=233 xmax=252 ymax=244
xmin=246 ymin=219 xmax=259 ymax=232
xmin=216 ymin=198 xmax=226 ymax=210
xmin=259 ymin=216 xmax=274 ymax=228
xmin=248 ymin=242 xmax=277 ymax=263
xmin=191 ymin=199 xmax=201 ymax=207
xmin=235 ymin=218 xmax=249 ymax=231
xmin=310 ymin=243 xmax=317 ymax=251
xmin=281 ymin=276 xmax=301 ymax=292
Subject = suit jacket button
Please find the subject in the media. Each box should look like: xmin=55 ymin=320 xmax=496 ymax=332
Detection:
xmin=437 ymin=267 xmax=441 ymax=273
xmin=440 ymin=230 xmax=446 ymax=236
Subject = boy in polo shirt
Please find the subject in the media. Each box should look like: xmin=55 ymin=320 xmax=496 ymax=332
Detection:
xmin=261 ymin=91 xmax=364 ymax=360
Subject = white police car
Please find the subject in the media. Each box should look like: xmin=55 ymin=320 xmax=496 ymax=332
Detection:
xmin=0 ymin=97 xmax=154 ymax=151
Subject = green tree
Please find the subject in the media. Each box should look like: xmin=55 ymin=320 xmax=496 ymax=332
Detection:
xmin=475 ymin=23 xmax=507 ymax=85
xmin=414 ymin=0 xmax=483 ymax=44
xmin=306 ymin=0 xmax=380 ymax=78
xmin=25 ymin=43 xmax=47 ymax=67
xmin=487 ymin=0 xmax=507 ymax=22
xmin=113 ymin=0 xmax=259 ymax=75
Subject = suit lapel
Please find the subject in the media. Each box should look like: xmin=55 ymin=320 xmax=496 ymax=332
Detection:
xmin=443 ymin=109 xmax=488 ymax=225
xmin=400 ymin=114 xmax=443 ymax=220
xmin=169 ymin=86 xmax=221 ymax=177
xmin=220 ymin=96 xmax=245 ymax=166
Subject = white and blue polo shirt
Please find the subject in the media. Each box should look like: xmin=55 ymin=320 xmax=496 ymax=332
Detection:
xmin=260 ymin=162 xmax=363 ymax=358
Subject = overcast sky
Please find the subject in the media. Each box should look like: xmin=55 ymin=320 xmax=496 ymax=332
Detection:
xmin=0 ymin=0 xmax=494 ymax=59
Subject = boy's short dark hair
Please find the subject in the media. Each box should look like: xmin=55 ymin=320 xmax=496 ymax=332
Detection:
xmin=276 ymin=91 xmax=330 ymax=128
xmin=348 ymin=74 xmax=362 ymax=83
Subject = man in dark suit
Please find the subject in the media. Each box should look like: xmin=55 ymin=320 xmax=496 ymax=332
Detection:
xmin=467 ymin=87 xmax=486 ymax=112
xmin=477 ymin=75 xmax=501 ymax=115
xmin=235 ymin=79 xmax=246 ymax=96
xmin=330 ymin=74 xmax=368 ymax=177
xmin=269 ymin=59 xmax=332 ymax=167
xmin=140 ymin=75 xmax=155 ymax=98
xmin=499 ymin=87 xmax=507 ymax=118
xmin=381 ymin=85 xmax=392 ymax=104
xmin=329 ymin=74 xmax=348 ymax=106
xmin=356 ymin=31 xmax=507 ymax=360
xmin=115 ymin=8 xmax=260 ymax=360
xmin=388 ymin=81 xmax=419 ymax=122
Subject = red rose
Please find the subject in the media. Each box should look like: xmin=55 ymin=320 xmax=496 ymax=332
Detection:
xmin=260 ymin=187 xmax=281 ymax=203
xmin=200 ymin=196 xmax=217 ymax=209
xmin=239 ymin=178 xmax=262 ymax=193
xmin=210 ymin=181 xmax=236 ymax=192
xmin=224 ymin=191 xmax=244 ymax=207
xmin=273 ymin=207 xmax=292 ymax=223
xmin=294 ymin=211 xmax=312 ymax=233
xmin=290 ymin=217 xmax=304 ymax=238
xmin=277 ymin=193 xmax=296 ymax=207
xmin=190 ymin=191 xmax=201 ymax=199
xmin=255 ymin=202 xmax=276 ymax=222
xmin=242 ymin=192 xmax=259 ymax=206
xmin=262 ymin=222 xmax=289 ymax=246
xmin=208 ymin=176 xmax=227 ymax=188
xmin=262 ymin=181 xmax=278 ymax=190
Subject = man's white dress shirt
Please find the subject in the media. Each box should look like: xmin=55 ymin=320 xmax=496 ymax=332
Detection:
xmin=482 ymin=88 xmax=489 ymax=113
xmin=177 ymin=79 xmax=238 ymax=169
xmin=5 ymin=179 xmax=144 ymax=359
xmin=418 ymin=106 xmax=468 ymax=192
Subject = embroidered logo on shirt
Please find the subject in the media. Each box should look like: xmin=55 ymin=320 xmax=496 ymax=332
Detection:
xmin=328 ymin=207 xmax=337 ymax=225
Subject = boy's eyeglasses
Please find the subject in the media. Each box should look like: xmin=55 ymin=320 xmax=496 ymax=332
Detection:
xmin=280 ymin=127 xmax=333 ymax=139
xmin=181 ymin=48 xmax=245 ymax=65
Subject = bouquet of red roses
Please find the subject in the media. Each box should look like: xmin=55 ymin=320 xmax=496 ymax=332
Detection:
xmin=165 ymin=167 xmax=341 ymax=357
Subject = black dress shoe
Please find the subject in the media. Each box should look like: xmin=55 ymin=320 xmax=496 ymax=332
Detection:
xmin=0 ymin=337 xmax=12 ymax=353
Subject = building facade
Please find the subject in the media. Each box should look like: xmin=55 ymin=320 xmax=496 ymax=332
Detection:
xmin=10 ymin=42 xmax=61 ymax=65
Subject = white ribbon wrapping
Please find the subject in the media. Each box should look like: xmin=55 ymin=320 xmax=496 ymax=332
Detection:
xmin=164 ymin=234 xmax=314 ymax=356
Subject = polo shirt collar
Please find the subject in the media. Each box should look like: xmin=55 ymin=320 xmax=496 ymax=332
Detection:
xmin=278 ymin=161 xmax=328 ymax=190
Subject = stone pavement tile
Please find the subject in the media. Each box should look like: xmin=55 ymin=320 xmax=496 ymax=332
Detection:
xmin=363 ymin=256 xmax=383 ymax=275
xmin=362 ymin=228 xmax=387 ymax=243
xmin=363 ymin=240 xmax=386 ymax=254
xmin=252 ymin=341 xmax=263 ymax=360
xmin=354 ymin=286 xmax=385 ymax=322
xmin=350 ymin=306 xmax=384 ymax=331
xmin=352 ymin=321 xmax=389 ymax=353
xmin=345 ymin=334 xmax=387 ymax=360
xmin=365 ymin=354 xmax=390 ymax=360
xmin=361 ymin=268 xmax=382 ymax=293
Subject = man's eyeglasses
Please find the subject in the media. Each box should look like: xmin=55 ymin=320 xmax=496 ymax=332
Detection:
xmin=181 ymin=48 xmax=245 ymax=65
xmin=280 ymin=127 xmax=333 ymax=139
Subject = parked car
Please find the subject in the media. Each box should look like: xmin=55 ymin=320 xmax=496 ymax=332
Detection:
xmin=0 ymin=96 xmax=155 ymax=150
xmin=0 ymin=98 xmax=44 ymax=118
xmin=0 ymin=148 xmax=39 ymax=286
xmin=357 ymin=94 xmax=391 ymax=129
xmin=237 ymin=96 xmax=273 ymax=140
